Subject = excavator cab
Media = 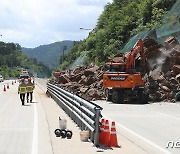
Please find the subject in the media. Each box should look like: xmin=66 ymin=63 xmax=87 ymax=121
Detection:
xmin=109 ymin=63 xmax=126 ymax=72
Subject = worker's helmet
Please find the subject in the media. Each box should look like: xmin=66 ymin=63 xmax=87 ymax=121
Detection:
xmin=28 ymin=78 xmax=31 ymax=81
xmin=21 ymin=78 xmax=25 ymax=81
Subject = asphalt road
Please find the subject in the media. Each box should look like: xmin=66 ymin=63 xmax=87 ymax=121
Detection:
xmin=1 ymin=79 xmax=179 ymax=154
xmin=2 ymin=80 xmax=143 ymax=154
xmin=0 ymin=80 xmax=34 ymax=154
xmin=37 ymin=78 xmax=180 ymax=153
xmin=95 ymin=100 xmax=180 ymax=154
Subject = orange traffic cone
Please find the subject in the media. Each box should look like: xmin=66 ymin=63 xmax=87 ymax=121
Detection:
xmin=12 ymin=81 xmax=14 ymax=85
xmin=104 ymin=120 xmax=110 ymax=146
xmin=7 ymin=84 xmax=9 ymax=89
xmin=99 ymin=118 xmax=105 ymax=145
xmin=3 ymin=85 xmax=6 ymax=92
xmin=108 ymin=121 xmax=120 ymax=148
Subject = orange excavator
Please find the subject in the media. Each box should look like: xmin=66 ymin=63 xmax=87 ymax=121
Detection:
xmin=103 ymin=39 xmax=148 ymax=103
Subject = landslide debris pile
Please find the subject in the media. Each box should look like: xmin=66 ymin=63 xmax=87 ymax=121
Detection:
xmin=50 ymin=37 xmax=180 ymax=102
xmin=143 ymin=37 xmax=180 ymax=102
xmin=50 ymin=65 xmax=107 ymax=101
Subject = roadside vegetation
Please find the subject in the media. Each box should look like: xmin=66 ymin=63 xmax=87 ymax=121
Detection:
xmin=58 ymin=0 xmax=177 ymax=70
xmin=0 ymin=42 xmax=51 ymax=78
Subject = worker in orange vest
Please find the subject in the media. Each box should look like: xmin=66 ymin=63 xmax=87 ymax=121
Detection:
xmin=18 ymin=78 xmax=27 ymax=105
xmin=26 ymin=78 xmax=35 ymax=103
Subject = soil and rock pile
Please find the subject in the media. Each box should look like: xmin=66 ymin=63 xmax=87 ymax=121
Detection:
xmin=50 ymin=65 xmax=108 ymax=101
xmin=143 ymin=37 xmax=180 ymax=102
xmin=49 ymin=36 xmax=180 ymax=102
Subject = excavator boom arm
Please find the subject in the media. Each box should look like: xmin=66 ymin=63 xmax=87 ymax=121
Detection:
xmin=126 ymin=39 xmax=145 ymax=70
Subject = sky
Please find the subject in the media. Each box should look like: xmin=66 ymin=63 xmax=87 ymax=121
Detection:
xmin=0 ymin=0 xmax=112 ymax=48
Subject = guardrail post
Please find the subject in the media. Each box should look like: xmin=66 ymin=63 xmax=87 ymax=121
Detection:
xmin=94 ymin=108 xmax=101 ymax=146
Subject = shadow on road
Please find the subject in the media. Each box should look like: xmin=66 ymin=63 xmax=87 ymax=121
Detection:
xmin=95 ymin=145 xmax=113 ymax=152
xmin=108 ymin=100 xmax=149 ymax=105
xmin=29 ymin=101 xmax=38 ymax=103
xmin=22 ymin=104 xmax=31 ymax=106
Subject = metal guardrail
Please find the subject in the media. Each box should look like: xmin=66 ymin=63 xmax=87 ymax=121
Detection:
xmin=47 ymin=82 xmax=103 ymax=146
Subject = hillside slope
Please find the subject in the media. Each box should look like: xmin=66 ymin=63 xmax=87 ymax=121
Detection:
xmin=59 ymin=0 xmax=177 ymax=70
xmin=0 ymin=41 xmax=51 ymax=78
xmin=22 ymin=40 xmax=75 ymax=69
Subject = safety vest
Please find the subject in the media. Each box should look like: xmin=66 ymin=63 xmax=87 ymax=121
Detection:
xmin=18 ymin=84 xmax=27 ymax=94
xmin=26 ymin=82 xmax=35 ymax=93
xmin=26 ymin=85 xmax=33 ymax=92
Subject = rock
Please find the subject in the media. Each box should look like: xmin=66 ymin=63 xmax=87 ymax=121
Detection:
xmin=173 ymin=65 xmax=180 ymax=75
xmin=84 ymin=76 xmax=95 ymax=85
xmin=72 ymin=66 xmax=85 ymax=74
xmin=157 ymin=75 xmax=165 ymax=83
xmin=149 ymin=94 xmax=158 ymax=102
xmin=70 ymin=73 xmax=83 ymax=82
xmin=87 ymin=65 xmax=99 ymax=72
xmin=80 ymin=87 xmax=89 ymax=93
xmin=161 ymin=79 xmax=169 ymax=87
xmin=78 ymin=76 xmax=87 ymax=85
xmin=84 ymin=66 xmax=99 ymax=77
xmin=58 ymin=75 xmax=70 ymax=84
xmin=175 ymin=74 xmax=180 ymax=81
xmin=164 ymin=36 xmax=179 ymax=48
xmin=170 ymin=77 xmax=179 ymax=85
xmin=161 ymin=86 xmax=170 ymax=92
xmin=96 ymin=71 xmax=104 ymax=79
xmin=81 ymin=75 xmax=86 ymax=79
xmin=165 ymin=71 xmax=171 ymax=77
xmin=175 ymin=56 xmax=180 ymax=65
xmin=87 ymin=88 xmax=97 ymax=97
xmin=160 ymin=93 xmax=167 ymax=100
xmin=64 ymin=82 xmax=72 ymax=87
xmin=84 ymin=70 xmax=94 ymax=77
xmin=170 ymin=99 xmax=176 ymax=103
xmin=96 ymin=80 xmax=103 ymax=88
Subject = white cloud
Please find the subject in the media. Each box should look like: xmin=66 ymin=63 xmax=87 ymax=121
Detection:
xmin=0 ymin=0 xmax=112 ymax=47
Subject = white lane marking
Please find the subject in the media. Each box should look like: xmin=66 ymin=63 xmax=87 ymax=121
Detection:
xmin=156 ymin=112 xmax=180 ymax=121
xmin=103 ymin=115 xmax=172 ymax=154
xmin=32 ymin=102 xmax=38 ymax=154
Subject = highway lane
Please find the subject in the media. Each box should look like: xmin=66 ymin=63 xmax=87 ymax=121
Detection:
xmin=0 ymin=80 xmax=53 ymax=154
xmin=0 ymin=80 xmax=34 ymax=154
xmin=95 ymin=100 xmax=180 ymax=154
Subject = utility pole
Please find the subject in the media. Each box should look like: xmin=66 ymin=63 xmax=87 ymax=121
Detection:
xmin=62 ymin=45 xmax=67 ymax=64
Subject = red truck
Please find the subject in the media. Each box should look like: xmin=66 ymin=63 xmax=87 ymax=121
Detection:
xmin=53 ymin=71 xmax=65 ymax=79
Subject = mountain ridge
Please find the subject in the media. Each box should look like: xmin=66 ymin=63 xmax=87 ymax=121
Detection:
xmin=21 ymin=40 xmax=76 ymax=69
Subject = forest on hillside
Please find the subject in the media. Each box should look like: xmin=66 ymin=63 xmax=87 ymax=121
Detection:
xmin=58 ymin=0 xmax=178 ymax=71
xmin=22 ymin=40 xmax=76 ymax=69
xmin=0 ymin=41 xmax=51 ymax=78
